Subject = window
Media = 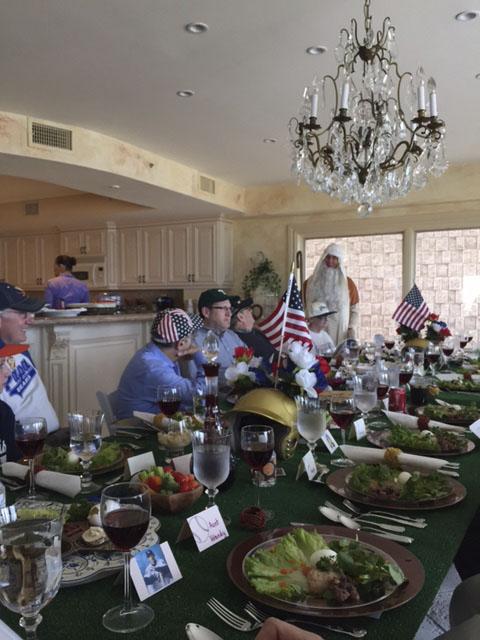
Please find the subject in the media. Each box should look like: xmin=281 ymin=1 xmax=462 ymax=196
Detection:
xmin=416 ymin=229 xmax=480 ymax=341
xmin=305 ymin=234 xmax=403 ymax=343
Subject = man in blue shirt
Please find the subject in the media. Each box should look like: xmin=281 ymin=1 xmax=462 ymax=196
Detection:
xmin=114 ymin=308 xmax=205 ymax=419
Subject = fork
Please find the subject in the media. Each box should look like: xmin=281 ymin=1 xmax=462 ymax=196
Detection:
xmin=342 ymin=499 xmax=426 ymax=524
xmin=245 ymin=601 xmax=367 ymax=638
xmin=207 ymin=597 xmax=261 ymax=632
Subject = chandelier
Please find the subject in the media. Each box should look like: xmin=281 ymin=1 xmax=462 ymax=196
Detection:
xmin=289 ymin=0 xmax=447 ymax=217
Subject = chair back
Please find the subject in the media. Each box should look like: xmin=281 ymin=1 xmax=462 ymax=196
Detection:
xmin=96 ymin=390 xmax=118 ymax=435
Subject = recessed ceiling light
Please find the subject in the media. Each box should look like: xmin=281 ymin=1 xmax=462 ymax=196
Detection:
xmin=176 ymin=90 xmax=195 ymax=98
xmin=110 ymin=184 xmax=121 ymax=189
xmin=306 ymin=45 xmax=327 ymax=55
xmin=455 ymin=10 xmax=479 ymax=21
xmin=185 ymin=22 xmax=209 ymax=34
xmin=263 ymin=138 xmax=277 ymax=144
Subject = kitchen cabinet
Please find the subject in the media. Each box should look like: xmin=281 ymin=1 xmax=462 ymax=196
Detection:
xmin=60 ymin=229 xmax=106 ymax=257
xmin=18 ymin=234 xmax=59 ymax=289
xmin=118 ymin=226 xmax=166 ymax=287
xmin=0 ymin=237 xmax=20 ymax=285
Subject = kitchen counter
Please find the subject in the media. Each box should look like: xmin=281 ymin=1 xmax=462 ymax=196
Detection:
xmin=33 ymin=312 xmax=155 ymax=326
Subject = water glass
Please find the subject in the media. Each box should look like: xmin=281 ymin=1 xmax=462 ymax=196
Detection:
xmin=68 ymin=410 xmax=103 ymax=494
xmin=294 ymin=395 xmax=327 ymax=459
xmin=202 ymin=330 xmax=220 ymax=363
xmin=192 ymin=430 xmax=230 ymax=510
xmin=353 ymin=374 xmax=378 ymax=422
xmin=14 ymin=417 xmax=47 ymax=501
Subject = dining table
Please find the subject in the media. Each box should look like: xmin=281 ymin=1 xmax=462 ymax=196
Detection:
xmin=2 ymin=407 xmax=480 ymax=640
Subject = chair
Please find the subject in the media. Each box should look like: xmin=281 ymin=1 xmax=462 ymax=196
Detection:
xmin=96 ymin=390 xmax=118 ymax=435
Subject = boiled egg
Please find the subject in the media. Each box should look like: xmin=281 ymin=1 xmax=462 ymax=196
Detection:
xmin=397 ymin=471 xmax=412 ymax=486
xmin=420 ymin=430 xmax=435 ymax=438
xmin=87 ymin=505 xmax=101 ymax=527
xmin=310 ymin=548 xmax=337 ymax=566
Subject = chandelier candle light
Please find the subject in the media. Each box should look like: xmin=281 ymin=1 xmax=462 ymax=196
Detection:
xmin=289 ymin=0 xmax=447 ymax=216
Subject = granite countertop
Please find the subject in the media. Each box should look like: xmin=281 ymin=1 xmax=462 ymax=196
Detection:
xmin=33 ymin=312 xmax=156 ymax=326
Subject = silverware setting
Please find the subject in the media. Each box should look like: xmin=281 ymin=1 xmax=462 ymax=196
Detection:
xmin=342 ymin=499 xmax=426 ymax=524
xmin=325 ymin=501 xmax=427 ymax=529
xmin=207 ymin=597 xmax=261 ymax=632
xmin=322 ymin=502 xmax=406 ymax=532
xmin=318 ymin=506 xmax=414 ymax=544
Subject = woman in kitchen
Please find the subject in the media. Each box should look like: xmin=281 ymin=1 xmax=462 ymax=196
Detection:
xmin=44 ymin=254 xmax=90 ymax=308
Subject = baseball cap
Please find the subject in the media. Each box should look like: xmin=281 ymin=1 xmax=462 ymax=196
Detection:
xmin=151 ymin=308 xmax=194 ymax=344
xmin=0 ymin=283 xmax=44 ymax=313
xmin=197 ymin=289 xmax=230 ymax=311
xmin=0 ymin=339 xmax=29 ymax=357
xmin=229 ymin=295 xmax=253 ymax=317
xmin=308 ymin=301 xmax=337 ymax=318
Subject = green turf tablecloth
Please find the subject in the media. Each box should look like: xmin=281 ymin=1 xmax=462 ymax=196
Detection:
xmin=2 ymin=423 xmax=480 ymax=640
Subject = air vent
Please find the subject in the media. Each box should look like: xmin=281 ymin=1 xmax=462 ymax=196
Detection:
xmin=199 ymin=175 xmax=216 ymax=195
xmin=24 ymin=202 xmax=39 ymax=216
xmin=29 ymin=120 xmax=73 ymax=151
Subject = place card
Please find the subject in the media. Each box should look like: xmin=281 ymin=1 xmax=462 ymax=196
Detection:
xmin=321 ymin=429 xmax=339 ymax=454
xmin=186 ymin=505 xmax=229 ymax=552
xmin=302 ymin=451 xmax=318 ymax=481
xmin=469 ymin=419 xmax=480 ymax=438
xmin=172 ymin=453 xmax=192 ymax=474
xmin=130 ymin=542 xmax=182 ymax=601
xmin=354 ymin=418 xmax=367 ymax=440
xmin=127 ymin=451 xmax=156 ymax=477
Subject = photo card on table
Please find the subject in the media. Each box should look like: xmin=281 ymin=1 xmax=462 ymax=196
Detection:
xmin=130 ymin=542 xmax=182 ymax=601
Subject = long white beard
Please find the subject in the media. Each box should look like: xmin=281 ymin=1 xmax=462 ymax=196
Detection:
xmin=308 ymin=266 xmax=346 ymax=312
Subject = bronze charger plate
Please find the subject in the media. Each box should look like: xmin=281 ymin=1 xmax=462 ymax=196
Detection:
xmin=326 ymin=468 xmax=466 ymax=511
xmin=366 ymin=429 xmax=475 ymax=457
xmin=227 ymin=525 xmax=424 ymax=619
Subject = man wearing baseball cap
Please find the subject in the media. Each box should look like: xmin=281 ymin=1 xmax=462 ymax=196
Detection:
xmin=114 ymin=308 xmax=205 ymax=419
xmin=194 ymin=289 xmax=246 ymax=390
xmin=0 ymin=282 xmax=59 ymax=433
xmin=307 ymin=301 xmax=336 ymax=355
xmin=230 ymin=295 xmax=277 ymax=361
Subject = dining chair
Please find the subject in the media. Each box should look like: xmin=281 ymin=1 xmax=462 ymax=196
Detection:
xmin=96 ymin=390 xmax=118 ymax=435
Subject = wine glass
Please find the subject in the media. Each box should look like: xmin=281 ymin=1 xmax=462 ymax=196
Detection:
xmin=68 ymin=410 xmax=103 ymax=494
xmin=376 ymin=371 xmax=390 ymax=406
xmin=241 ymin=425 xmax=275 ymax=520
xmin=192 ymin=430 xmax=230 ymax=513
xmin=0 ymin=514 xmax=63 ymax=640
xmin=101 ymin=482 xmax=154 ymax=633
xmin=329 ymin=397 xmax=356 ymax=444
xmin=425 ymin=343 xmax=441 ymax=376
xmin=384 ymin=338 xmax=396 ymax=353
xmin=294 ymin=396 xmax=327 ymax=461
xmin=202 ymin=330 xmax=220 ymax=363
xmin=14 ymin=417 xmax=47 ymax=501
xmin=353 ymin=374 xmax=378 ymax=423
xmin=442 ymin=337 xmax=454 ymax=365
xmin=362 ymin=342 xmax=376 ymax=364
xmin=158 ymin=386 xmax=181 ymax=417
xmin=399 ymin=360 xmax=414 ymax=386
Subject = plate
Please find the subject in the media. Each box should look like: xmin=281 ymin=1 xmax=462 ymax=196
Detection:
xmin=227 ymin=525 xmax=424 ymax=618
xmin=40 ymin=308 xmax=87 ymax=318
xmin=39 ymin=446 xmax=127 ymax=476
xmin=326 ymin=467 xmax=466 ymax=511
xmin=61 ymin=516 xmax=160 ymax=587
xmin=366 ymin=429 xmax=475 ymax=457
xmin=67 ymin=302 xmax=117 ymax=309
xmin=416 ymin=405 xmax=480 ymax=427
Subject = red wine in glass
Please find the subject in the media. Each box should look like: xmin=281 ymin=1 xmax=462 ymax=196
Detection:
xmin=426 ymin=353 xmax=440 ymax=365
xmin=102 ymin=507 xmax=150 ymax=552
xmin=159 ymin=399 xmax=181 ymax=416
xmin=329 ymin=410 xmax=355 ymax=430
xmin=15 ymin=434 xmax=45 ymax=459
xmin=399 ymin=371 xmax=413 ymax=385
xmin=243 ymin=445 xmax=274 ymax=471
xmin=330 ymin=377 xmax=346 ymax=389
xmin=385 ymin=340 xmax=395 ymax=350
xmin=460 ymin=339 xmax=468 ymax=349
xmin=467 ymin=336 xmax=474 ymax=343
xmin=442 ymin=348 xmax=454 ymax=357
xmin=376 ymin=384 xmax=389 ymax=399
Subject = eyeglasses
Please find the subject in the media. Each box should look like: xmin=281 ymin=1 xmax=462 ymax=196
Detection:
xmin=210 ymin=305 xmax=232 ymax=313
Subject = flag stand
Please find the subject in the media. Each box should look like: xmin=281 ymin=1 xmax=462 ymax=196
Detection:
xmin=274 ymin=262 xmax=295 ymax=388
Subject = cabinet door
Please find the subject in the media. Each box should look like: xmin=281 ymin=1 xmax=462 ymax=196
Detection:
xmin=118 ymin=228 xmax=142 ymax=285
xmin=0 ymin=237 xmax=20 ymax=285
xmin=191 ymin=222 xmax=216 ymax=284
xmin=143 ymin=227 xmax=166 ymax=285
xmin=84 ymin=230 xmax=106 ymax=256
xmin=38 ymin=234 xmax=60 ymax=286
xmin=166 ymin=225 xmax=191 ymax=285
xmin=19 ymin=237 xmax=41 ymax=288
xmin=60 ymin=231 xmax=84 ymax=256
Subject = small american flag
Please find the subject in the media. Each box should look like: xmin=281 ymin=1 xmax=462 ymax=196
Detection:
xmin=392 ymin=284 xmax=430 ymax=331
xmin=258 ymin=275 xmax=312 ymax=348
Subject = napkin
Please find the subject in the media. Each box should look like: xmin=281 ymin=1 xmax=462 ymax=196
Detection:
xmin=383 ymin=410 xmax=466 ymax=434
xmin=436 ymin=373 xmax=462 ymax=382
xmin=35 ymin=470 xmax=81 ymax=498
xmin=1 ymin=462 xmax=29 ymax=480
xmin=340 ymin=444 xmax=448 ymax=472
xmin=133 ymin=411 xmax=157 ymax=425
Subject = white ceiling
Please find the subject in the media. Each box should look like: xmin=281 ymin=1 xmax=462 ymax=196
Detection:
xmin=0 ymin=0 xmax=479 ymax=203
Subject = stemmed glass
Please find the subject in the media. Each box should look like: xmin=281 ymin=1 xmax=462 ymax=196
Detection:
xmin=426 ymin=343 xmax=441 ymax=377
xmin=0 ymin=514 xmax=63 ymax=639
xmin=399 ymin=360 xmax=414 ymax=386
xmin=192 ymin=430 xmax=230 ymax=514
xmin=353 ymin=374 xmax=378 ymax=423
xmin=101 ymin=482 xmax=154 ymax=633
xmin=362 ymin=342 xmax=376 ymax=364
xmin=68 ymin=410 xmax=103 ymax=494
xmin=384 ymin=338 xmax=396 ymax=353
xmin=14 ymin=417 xmax=47 ymax=501
xmin=158 ymin=386 xmax=181 ymax=417
xmin=294 ymin=396 xmax=327 ymax=461
xmin=376 ymin=371 xmax=390 ymax=407
xmin=329 ymin=397 xmax=356 ymax=444
xmin=241 ymin=425 xmax=275 ymax=520
xmin=202 ymin=330 xmax=220 ymax=363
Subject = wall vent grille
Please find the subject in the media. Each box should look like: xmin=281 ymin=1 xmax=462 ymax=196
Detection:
xmin=30 ymin=121 xmax=73 ymax=150
xmin=25 ymin=202 xmax=39 ymax=216
xmin=199 ymin=175 xmax=216 ymax=195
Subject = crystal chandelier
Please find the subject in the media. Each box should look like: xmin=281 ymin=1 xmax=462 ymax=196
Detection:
xmin=289 ymin=0 xmax=447 ymax=217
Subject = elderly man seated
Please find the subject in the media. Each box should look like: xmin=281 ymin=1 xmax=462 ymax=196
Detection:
xmin=115 ymin=308 xmax=205 ymax=419
xmin=0 ymin=282 xmax=59 ymax=433
xmin=230 ymin=295 xmax=277 ymax=362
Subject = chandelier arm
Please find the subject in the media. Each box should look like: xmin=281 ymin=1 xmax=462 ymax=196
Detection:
xmin=380 ymin=140 xmax=415 ymax=172
xmin=377 ymin=18 xmax=392 ymax=47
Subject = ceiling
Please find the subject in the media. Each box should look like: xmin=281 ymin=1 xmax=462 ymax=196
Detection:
xmin=0 ymin=0 xmax=479 ymax=207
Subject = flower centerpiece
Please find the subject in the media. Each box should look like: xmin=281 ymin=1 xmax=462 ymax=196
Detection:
xmin=424 ymin=313 xmax=451 ymax=344
xmin=273 ymin=340 xmax=330 ymax=399
xmin=225 ymin=347 xmax=266 ymax=395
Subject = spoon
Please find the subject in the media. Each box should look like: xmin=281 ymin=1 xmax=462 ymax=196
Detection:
xmin=319 ymin=506 xmax=414 ymax=543
xmin=185 ymin=623 xmax=224 ymax=640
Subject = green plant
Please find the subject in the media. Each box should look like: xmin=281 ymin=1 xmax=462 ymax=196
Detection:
xmin=242 ymin=253 xmax=282 ymax=297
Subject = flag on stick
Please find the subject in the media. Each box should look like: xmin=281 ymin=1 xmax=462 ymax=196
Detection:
xmin=392 ymin=284 xmax=430 ymax=331
xmin=258 ymin=274 xmax=312 ymax=348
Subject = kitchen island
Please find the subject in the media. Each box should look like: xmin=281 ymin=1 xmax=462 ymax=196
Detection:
xmin=26 ymin=312 xmax=155 ymax=425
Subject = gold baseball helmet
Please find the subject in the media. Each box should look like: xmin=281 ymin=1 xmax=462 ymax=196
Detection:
xmin=227 ymin=388 xmax=298 ymax=459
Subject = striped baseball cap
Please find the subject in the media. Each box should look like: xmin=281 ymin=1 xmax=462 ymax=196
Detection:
xmin=151 ymin=308 xmax=194 ymax=344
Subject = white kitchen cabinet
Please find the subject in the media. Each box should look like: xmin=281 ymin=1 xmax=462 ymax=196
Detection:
xmin=18 ymin=234 xmax=59 ymax=289
xmin=0 ymin=236 xmax=20 ymax=285
xmin=118 ymin=226 xmax=166 ymax=287
xmin=60 ymin=229 xmax=106 ymax=256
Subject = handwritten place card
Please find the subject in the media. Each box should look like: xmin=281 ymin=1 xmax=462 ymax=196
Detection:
xmin=127 ymin=451 xmax=156 ymax=477
xmin=469 ymin=419 xmax=480 ymax=438
xmin=186 ymin=506 xmax=229 ymax=552
xmin=172 ymin=453 xmax=192 ymax=474
xmin=321 ymin=429 xmax=339 ymax=454
xmin=130 ymin=542 xmax=182 ymax=601
xmin=302 ymin=451 xmax=318 ymax=481
xmin=354 ymin=418 xmax=367 ymax=440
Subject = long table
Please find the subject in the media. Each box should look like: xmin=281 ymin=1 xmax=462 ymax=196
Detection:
xmin=2 ymin=423 xmax=480 ymax=640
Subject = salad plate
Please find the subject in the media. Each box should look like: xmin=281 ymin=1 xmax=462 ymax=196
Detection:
xmin=327 ymin=467 xmax=466 ymax=511
xmin=227 ymin=525 xmax=424 ymax=618
xmin=39 ymin=443 xmax=127 ymax=476
xmin=366 ymin=428 xmax=475 ymax=457
xmin=416 ymin=404 xmax=480 ymax=427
